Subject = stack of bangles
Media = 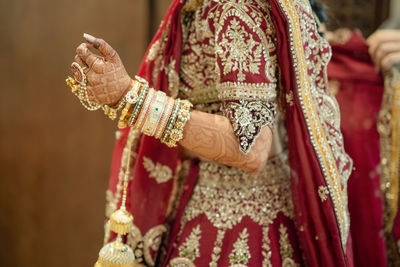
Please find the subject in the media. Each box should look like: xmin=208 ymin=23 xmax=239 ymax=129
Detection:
xmin=66 ymin=70 xmax=192 ymax=147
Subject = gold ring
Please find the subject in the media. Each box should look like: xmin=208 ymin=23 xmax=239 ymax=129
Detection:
xmin=71 ymin=62 xmax=87 ymax=86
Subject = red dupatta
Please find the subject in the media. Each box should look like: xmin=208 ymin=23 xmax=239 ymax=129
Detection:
xmin=105 ymin=0 xmax=353 ymax=266
xmin=327 ymin=30 xmax=386 ymax=267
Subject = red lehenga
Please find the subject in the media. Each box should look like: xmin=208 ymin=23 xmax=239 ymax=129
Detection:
xmin=102 ymin=0 xmax=353 ymax=266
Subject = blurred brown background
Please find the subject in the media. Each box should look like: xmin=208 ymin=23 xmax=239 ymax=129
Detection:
xmin=0 ymin=0 xmax=390 ymax=266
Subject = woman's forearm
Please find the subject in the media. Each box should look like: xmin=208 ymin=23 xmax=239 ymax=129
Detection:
xmin=179 ymin=110 xmax=272 ymax=173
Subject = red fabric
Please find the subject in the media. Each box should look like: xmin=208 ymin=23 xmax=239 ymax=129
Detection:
xmin=106 ymin=0 xmax=352 ymax=265
xmin=269 ymin=2 xmax=351 ymax=266
xmin=328 ymin=30 xmax=386 ymax=267
xmin=108 ymin=0 xmax=185 ymax=235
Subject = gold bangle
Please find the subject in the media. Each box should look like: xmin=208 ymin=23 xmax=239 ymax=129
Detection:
xmin=142 ymin=91 xmax=168 ymax=136
xmin=117 ymin=103 xmax=132 ymax=129
xmin=162 ymin=99 xmax=192 ymax=147
xmin=161 ymin=99 xmax=181 ymax=146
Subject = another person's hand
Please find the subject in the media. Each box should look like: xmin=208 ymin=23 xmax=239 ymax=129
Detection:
xmin=367 ymin=29 xmax=400 ymax=72
xmin=72 ymin=33 xmax=132 ymax=106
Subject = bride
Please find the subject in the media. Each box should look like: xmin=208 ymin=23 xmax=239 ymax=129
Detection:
xmin=68 ymin=0 xmax=353 ymax=266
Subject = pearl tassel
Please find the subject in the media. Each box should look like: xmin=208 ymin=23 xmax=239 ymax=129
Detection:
xmin=95 ymin=130 xmax=137 ymax=267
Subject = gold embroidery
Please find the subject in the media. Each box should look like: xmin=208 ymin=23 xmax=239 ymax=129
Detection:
xmin=166 ymin=59 xmax=180 ymax=98
xmin=286 ymin=91 xmax=294 ymax=106
xmin=217 ymin=82 xmax=277 ymax=102
xmin=169 ymin=257 xmax=196 ymax=267
xmin=318 ymin=185 xmax=329 ymax=202
xmin=222 ymin=100 xmax=276 ymax=153
xmin=277 ymin=0 xmax=352 ymax=246
xmin=180 ymin=153 xmax=293 ymax=230
xmin=210 ymin=229 xmax=226 ymax=267
xmin=126 ymin=224 xmax=168 ymax=266
xmin=179 ymin=0 xmax=279 ymax=105
xmin=216 ymin=17 xmax=262 ymax=82
xmin=262 ymin=227 xmax=272 ymax=267
xmin=378 ymin=68 xmax=400 ymax=265
xmin=279 ymin=224 xmax=298 ymax=266
xmin=229 ymin=228 xmax=251 ymax=266
xmin=142 ymin=156 xmax=173 ymax=183
xmin=178 ymin=225 xmax=202 ymax=261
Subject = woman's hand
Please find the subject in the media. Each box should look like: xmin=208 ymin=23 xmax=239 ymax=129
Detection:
xmin=367 ymin=29 xmax=400 ymax=72
xmin=72 ymin=33 xmax=132 ymax=106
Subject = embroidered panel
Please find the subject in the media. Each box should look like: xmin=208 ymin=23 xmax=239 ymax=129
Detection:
xmin=179 ymin=153 xmax=293 ymax=230
xmin=126 ymin=224 xmax=168 ymax=266
xmin=276 ymin=0 xmax=352 ymax=246
xmin=222 ymin=99 xmax=277 ymax=153
xmin=179 ymin=0 xmax=279 ymax=103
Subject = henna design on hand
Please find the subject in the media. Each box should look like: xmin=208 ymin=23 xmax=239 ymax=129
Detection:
xmin=73 ymin=33 xmax=132 ymax=106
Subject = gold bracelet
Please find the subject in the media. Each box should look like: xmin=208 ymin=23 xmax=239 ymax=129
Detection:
xmin=161 ymin=99 xmax=181 ymax=147
xmin=155 ymin=98 xmax=174 ymax=139
xmin=117 ymin=102 xmax=132 ymax=129
xmin=66 ymin=77 xmax=101 ymax=111
xmin=106 ymin=79 xmax=143 ymax=121
xmin=142 ymin=91 xmax=168 ymax=136
xmin=162 ymin=99 xmax=192 ymax=147
xmin=134 ymin=88 xmax=156 ymax=129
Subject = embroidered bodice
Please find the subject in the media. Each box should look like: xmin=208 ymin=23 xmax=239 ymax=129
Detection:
xmin=179 ymin=0 xmax=279 ymax=153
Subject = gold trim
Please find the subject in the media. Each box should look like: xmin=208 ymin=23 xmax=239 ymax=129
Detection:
xmin=379 ymin=68 xmax=400 ymax=264
xmin=277 ymin=0 xmax=348 ymax=246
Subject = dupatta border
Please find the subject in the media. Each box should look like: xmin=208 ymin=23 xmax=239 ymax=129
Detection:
xmin=275 ymin=0 xmax=349 ymax=248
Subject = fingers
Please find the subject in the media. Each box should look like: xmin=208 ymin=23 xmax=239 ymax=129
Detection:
xmin=367 ymin=30 xmax=400 ymax=61
xmin=74 ymin=55 xmax=88 ymax=70
xmin=380 ymin=51 xmax=400 ymax=71
xmin=76 ymin=43 xmax=103 ymax=69
xmin=373 ymin=42 xmax=400 ymax=70
xmin=83 ymin=33 xmax=118 ymax=61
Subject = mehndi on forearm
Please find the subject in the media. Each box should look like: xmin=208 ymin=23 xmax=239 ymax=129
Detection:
xmin=179 ymin=111 xmax=272 ymax=173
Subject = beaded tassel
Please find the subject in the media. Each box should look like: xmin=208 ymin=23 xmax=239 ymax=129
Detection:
xmin=94 ymin=131 xmax=137 ymax=267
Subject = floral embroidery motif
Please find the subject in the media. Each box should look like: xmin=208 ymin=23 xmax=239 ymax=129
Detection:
xmin=210 ymin=229 xmax=226 ymax=267
xmin=179 ymin=0 xmax=279 ymax=105
xmin=126 ymin=224 xmax=167 ymax=266
xmin=318 ymin=185 xmax=329 ymax=202
xmin=279 ymin=224 xmax=298 ymax=266
xmin=286 ymin=91 xmax=294 ymax=106
xmin=229 ymin=228 xmax=251 ymax=265
xmin=222 ymin=100 xmax=277 ymax=153
xmin=166 ymin=59 xmax=180 ymax=98
xmin=262 ymin=227 xmax=272 ymax=267
xmin=178 ymin=225 xmax=202 ymax=261
xmin=216 ymin=17 xmax=262 ymax=82
xmin=142 ymin=156 xmax=173 ymax=183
